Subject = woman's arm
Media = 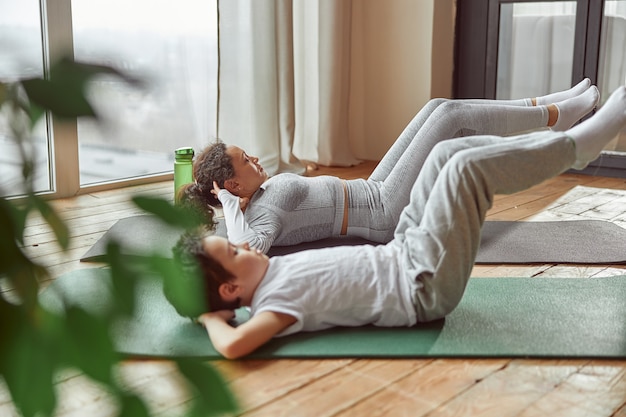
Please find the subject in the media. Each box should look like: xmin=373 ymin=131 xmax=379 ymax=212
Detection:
xmin=198 ymin=310 xmax=297 ymax=359
xmin=213 ymin=182 xmax=277 ymax=254
xmin=215 ymin=186 xmax=258 ymax=244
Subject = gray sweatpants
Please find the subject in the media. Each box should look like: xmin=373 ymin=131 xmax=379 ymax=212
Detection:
xmin=347 ymin=98 xmax=551 ymax=242
xmin=392 ymin=130 xmax=577 ymax=322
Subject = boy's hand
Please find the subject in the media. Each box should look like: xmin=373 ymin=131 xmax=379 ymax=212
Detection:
xmin=200 ymin=310 xmax=297 ymax=359
xmin=198 ymin=310 xmax=235 ymax=325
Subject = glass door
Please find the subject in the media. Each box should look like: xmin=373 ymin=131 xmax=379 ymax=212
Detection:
xmin=495 ymin=0 xmax=626 ymax=160
xmin=598 ymin=0 xmax=626 ymax=154
xmin=456 ymin=0 xmax=626 ymax=177
xmin=1 ymin=0 xmax=219 ymax=198
xmin=0 ymin=0 xmax=51 ymax=198
xmin=71 ymin=0 xmax=218 ymax=186
xmin=495 ymin=2 xmax=578 ymax=100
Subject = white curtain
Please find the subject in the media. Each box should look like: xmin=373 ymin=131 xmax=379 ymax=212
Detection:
xmin=217 ymin=0 xmax=360 ymax=176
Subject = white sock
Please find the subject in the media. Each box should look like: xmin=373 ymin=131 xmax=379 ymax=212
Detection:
xmin=568 ymin=86 xmax=626 ymax=169
xmin=551 ymin=86 xmax=600 ymax=131
xmin=535 ymin=78 xmax=591 ymax=105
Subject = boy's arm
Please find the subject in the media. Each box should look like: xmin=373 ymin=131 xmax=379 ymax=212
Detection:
xmin=198 ymin=310 xmax=297 ymax=359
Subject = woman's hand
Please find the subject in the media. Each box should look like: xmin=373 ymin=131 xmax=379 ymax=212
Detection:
xmin=213 ymin=181 xmax=249 ymax=211
xmin=238 ymin=197 xmax=250 ymax=211
xmin=211 ymin=180 xmax=222 ymax=197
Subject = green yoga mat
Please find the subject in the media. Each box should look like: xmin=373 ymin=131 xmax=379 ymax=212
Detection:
xmin=40 ymin=268 xmax=626 ymax=359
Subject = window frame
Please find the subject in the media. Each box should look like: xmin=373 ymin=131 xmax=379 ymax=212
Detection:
xmin=36 ymin=0 xmax=181 ymax=199
xmin=454 ymin=0 xmax=625 ymax=178
xmin=456 ymin=0 xmax=602 ymax=99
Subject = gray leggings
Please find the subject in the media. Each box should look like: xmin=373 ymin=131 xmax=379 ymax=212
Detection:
xmin=346 ymin=98 xmax=550 ymax=242
xmin=393 ymin=131 xmax=576 ymax=322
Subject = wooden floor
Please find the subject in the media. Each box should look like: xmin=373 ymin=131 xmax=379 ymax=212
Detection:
xmin=3 ymin=160 xmax=626 ymax=417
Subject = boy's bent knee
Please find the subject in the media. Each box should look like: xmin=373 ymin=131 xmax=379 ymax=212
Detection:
xmin=411 ymin=272 xmax=468 ymax=322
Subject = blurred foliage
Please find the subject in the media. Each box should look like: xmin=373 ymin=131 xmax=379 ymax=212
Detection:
xmin=0 ymin=57 xmax=237 ymax=417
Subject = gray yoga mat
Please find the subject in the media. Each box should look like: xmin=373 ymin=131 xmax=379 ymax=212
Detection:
xmin=81 ymin=215 xmax=626 ymax=264
xmin=39 ymin=268 xmax=626 ymax=359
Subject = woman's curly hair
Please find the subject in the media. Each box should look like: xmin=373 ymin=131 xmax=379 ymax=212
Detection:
xmin=179 ymin=141 xmax=235 ymax=207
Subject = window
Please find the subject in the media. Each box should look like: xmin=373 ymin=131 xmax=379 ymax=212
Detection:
xmin=455 ymin=0 xmax=626 ymax=177
xmin=0 ymin=0 xmax=50 ymax=197
xmin=597 ymin=0 xmax=626 ymax=153
xmin=0 ymin=0 xmax=218 ymax=198
xmin=495 ymin=2 xmax=578 ymax=99
xmin=72 ymin=0 xmax=218 ymax=186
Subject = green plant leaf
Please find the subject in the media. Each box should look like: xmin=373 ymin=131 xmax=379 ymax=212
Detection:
xmin=62 ymin=305 xmax=117 ymax=385
xmin=30 ymin=195 xmax=70 ymax=250
xmin=0 ymin=196 xmax=48 ymax=307
xmin=132 ymin=196 xmax=206 ymax=230
xmin=0 ymin=197 xmax=28 ymax=245
xmin=25 ymin=101 xmax=46 ymax=127
xmin=5 ymin=262 xmax=48 ymax=312
xmin=0 ymin=308 xmax=57 ymax=417
xmin=1 ymin=56 xmax=238 ymax=417
xmin=0 ymin=82 xmax=7 ymax=104
xmin=49 ymin=56 xmax=143 ymax=89
xmin=105 ymin=241 xmax=138 ymax=317
xmin=0 ymin=204 xmax=29 ymax=277
xmin=150 ymin=255 xmax=207 ymax=319
xmin=0 ymin=298 xmax=21 ymax=374
xmin=118 ymin=393 xmax=150 ymax=417
xmin=20 ymin=56 xmax=142 ymax=120
xmin=21 ymin=77 xmax=96 ymax=119
xmin=0 ymin=196 xmax=48 ymax=310
xmin=176 ymin=359 xmax=238 ymax=416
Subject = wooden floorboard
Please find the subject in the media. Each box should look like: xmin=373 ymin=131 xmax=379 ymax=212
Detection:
xmin=3 ymin=160 xmax=626 ymax=416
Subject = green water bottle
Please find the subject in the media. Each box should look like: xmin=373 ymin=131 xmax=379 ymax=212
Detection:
xmin=174 ymin=147 xmax=194 ymax=203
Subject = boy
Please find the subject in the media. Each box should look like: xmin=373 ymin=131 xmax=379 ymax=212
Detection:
xmin=173 ymin=86 xmax=626 ymax=359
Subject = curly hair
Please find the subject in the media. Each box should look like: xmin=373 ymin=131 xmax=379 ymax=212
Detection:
xmin=168 ymin=226 xmax=241 ymax=317
xmin=177 ymin=183 xmax=217 ymax=226
xmin=192 ymin=141 xmax=236 ymax=207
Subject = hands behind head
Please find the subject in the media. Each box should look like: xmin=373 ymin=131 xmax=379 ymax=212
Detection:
xmin=211 ymin=181 xmax=222 ymax=196
xmin=239 ymin=197 xmax=249 ymax=211
xmin=196 ymin=310 xmax=236 ymax=326
xmin=212 ymin=181 xmax=249 ymax=211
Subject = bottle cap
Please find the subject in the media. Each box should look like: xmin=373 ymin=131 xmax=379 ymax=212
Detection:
xmin=175 ymin=147 xmax=194 ymax=160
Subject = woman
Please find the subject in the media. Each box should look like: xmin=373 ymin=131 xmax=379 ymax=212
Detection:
xmin=180 ymin=80 xmax=599 ymax=253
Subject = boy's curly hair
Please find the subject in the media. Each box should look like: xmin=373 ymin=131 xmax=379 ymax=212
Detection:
xmin=168 ymin=226 xmax=241 ymax=318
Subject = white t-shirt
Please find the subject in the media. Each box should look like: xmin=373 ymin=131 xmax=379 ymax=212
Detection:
xmin=250 ymin=242 xmax=417 ymax=337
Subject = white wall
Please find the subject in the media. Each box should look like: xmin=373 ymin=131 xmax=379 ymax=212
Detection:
xmin=349 ymin=0 xmax=455 ymax=161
